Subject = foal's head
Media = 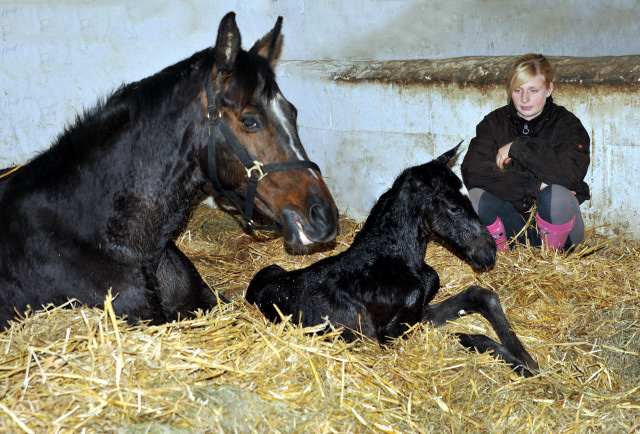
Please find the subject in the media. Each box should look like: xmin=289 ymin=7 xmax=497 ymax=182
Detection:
xmin=207 ymin=13 xmax=338 ymax=247
xmin=412 ymin=146 xmax=496 ymax=270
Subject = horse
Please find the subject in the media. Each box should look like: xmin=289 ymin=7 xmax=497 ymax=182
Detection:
xmin=246 ymin=145 xmax=539 ymax=377
xmin=0 ymin=12 xmax=338 ymax=329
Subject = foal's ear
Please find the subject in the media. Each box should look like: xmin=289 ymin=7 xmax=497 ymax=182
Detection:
xmin=249 ymin=16 xmax=283 ymax=64
xmin=215 ymin=12 xmax=241 ymax=72
xmin=435 ymin=140 xmax=463 ymax=166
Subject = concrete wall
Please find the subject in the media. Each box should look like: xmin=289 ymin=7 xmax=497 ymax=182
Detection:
xmin=2 ymin=1 xmax=639 ymax=236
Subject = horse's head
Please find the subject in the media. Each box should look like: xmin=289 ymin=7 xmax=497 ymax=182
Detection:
xmin=412 ymin=144 xmax=497 ymax=270
xmin=205 ymin=13 xmax=338 ymax=247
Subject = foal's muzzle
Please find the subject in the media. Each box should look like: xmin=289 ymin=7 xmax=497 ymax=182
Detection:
xmin=466 ymin=232 xmax=497 ymax=270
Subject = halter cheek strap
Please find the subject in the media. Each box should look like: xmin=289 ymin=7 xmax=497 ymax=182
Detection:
xmin=204 ymin=73 xmax=321 ymax=231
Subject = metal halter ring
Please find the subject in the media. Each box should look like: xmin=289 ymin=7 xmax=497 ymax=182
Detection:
xmin=246 ymin=161 xmax=267 ymax=180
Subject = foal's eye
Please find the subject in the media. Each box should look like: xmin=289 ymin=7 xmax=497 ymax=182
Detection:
xmin=447 ymin=205 xmax=463 ymax=216
xmin=240 ymin=116 xmax=261 ymax=131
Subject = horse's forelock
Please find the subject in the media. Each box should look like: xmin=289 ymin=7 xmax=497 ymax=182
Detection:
xmin=231 ymin=50 xmax=277 ymax=110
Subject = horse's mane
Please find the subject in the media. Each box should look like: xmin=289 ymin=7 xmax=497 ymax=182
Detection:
xmin=7 ymin=44 xmax=278 ymax=194
xmin=105 ymin=48 xmax=215 ymax=121
xmin=7 ymin=49 xmax=215 ymax=192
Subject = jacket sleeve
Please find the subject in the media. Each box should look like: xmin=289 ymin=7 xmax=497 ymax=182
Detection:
xmin=508 ymin=108 xmax=590 ymax=191
xmin=462 ymin=114 xmax=542 ymax=202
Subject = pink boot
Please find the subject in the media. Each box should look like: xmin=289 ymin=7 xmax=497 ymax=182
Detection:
xmin=487 ymin=217 xmax=509 ymax=253
xmin=536 ymin=213 xmax=576 ymax=250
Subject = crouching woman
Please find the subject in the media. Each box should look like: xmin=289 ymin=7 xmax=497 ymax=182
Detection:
xmin=461 ymin=53 xmax=590 ymax=252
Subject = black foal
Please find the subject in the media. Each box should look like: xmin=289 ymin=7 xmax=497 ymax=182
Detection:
xmin=246 ymin=145 xmax=539 ymax=376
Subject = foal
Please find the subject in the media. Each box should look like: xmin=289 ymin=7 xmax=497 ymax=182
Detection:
xmin=247 ymin=145 xmax=539 ymax=376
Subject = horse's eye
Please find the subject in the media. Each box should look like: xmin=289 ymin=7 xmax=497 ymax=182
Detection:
xmin=241 ymin=116 xmax=261 ymax=131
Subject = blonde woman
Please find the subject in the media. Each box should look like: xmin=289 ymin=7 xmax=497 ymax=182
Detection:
xmin=461 ymin=54 xmax=590 ymax=252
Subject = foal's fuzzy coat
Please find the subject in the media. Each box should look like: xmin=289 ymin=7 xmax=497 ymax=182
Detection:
xmin=247 ymin=146 xmax=539 ymax=376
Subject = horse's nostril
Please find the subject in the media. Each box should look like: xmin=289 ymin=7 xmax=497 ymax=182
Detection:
xmin=309 ymin=203 xmax=328 ymax=227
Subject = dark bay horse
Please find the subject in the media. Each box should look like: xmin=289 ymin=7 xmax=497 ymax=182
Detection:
xmin=0 ymin=12 xmax=338 ymax=329
xmin=247 ymin=145 xmax=539 ymax=377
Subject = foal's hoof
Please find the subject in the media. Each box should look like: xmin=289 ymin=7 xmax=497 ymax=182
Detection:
xmin=513 ymin=363 xmax=538 ymax=378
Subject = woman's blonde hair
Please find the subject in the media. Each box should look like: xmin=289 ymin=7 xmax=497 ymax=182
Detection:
xmin=507 ymin=54 xmax=553 ymax=100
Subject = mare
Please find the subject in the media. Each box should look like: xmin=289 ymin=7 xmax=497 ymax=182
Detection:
xmin=0 ymin=12 xmax=338 ymax=329
xmin=247 ymin=145 xmax=539 ymax=376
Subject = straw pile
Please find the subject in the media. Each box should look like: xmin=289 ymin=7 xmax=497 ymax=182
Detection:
xmin=0 ymin=202 xmax=638 ymax=432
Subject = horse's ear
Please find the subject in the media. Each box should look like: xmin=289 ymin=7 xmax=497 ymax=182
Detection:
xmin=249 ymin=16 xmax=283 ymax=64
xmin=435 ymin=140 xmax=463 ymax=166
xmin=215 ymin=12 xmax=241 ymax=72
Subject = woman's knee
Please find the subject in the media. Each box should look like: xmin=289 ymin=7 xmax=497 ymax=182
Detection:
xmin=470 ymin=188 xmax=504 ymax=225
xmin=467 ymin=188 xmax=485 ymax=214
xmin=537 ymin=184 xmax=580 ymax=223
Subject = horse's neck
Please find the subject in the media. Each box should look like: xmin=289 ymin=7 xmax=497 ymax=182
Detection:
xmin=119 ymin=100 xmax=207 ymax=222
xmin=71 ymin=92 xmax=208 ymax=248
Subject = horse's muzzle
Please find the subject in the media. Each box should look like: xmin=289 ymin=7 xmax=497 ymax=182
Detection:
xmin=282 ymin=200 xmax=338 ymax=246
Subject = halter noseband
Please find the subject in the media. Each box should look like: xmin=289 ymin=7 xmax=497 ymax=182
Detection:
xmin=204 ymin=73 xmax=321 ymax=231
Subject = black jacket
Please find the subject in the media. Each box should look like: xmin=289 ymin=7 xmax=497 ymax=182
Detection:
xmin=461 ymin=97 xmax=590 ymax=214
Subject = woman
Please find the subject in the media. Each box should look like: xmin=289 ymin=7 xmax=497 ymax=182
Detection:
xmin=461 ymin=54 xmax=590 ymax=252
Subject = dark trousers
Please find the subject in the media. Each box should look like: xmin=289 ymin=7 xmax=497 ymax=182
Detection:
xmin=468 ymin=185 xmax=585 ymax=250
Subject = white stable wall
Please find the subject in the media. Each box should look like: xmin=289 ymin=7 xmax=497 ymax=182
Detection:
xmin=1 ymin=1 xmax=639 ymax=236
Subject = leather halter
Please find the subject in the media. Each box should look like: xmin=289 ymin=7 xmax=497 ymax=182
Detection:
xmin=204 ymin=73 xmax=321 ymax=231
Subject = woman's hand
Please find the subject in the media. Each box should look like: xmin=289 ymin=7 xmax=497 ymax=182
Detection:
xmin=496 ymin=142 xmax=513 ymax=169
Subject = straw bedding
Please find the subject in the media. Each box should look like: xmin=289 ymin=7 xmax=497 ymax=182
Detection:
xmin=0 ymin=203 xmax=638 ymax=432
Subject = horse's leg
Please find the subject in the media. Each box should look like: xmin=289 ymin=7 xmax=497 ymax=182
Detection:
xmin=155 ymin=242 xmax=225 ymax=321
xmin=456 ymin=334 xmax=535 ymax=377
xmin=424 ymin=285 xmax=538 ymax=376
xmin=374 ymin=266 xmax=439 ymax=344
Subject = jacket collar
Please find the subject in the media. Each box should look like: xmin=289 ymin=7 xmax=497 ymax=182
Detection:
xmin=508 ymin=96 xmax=554 ymax=135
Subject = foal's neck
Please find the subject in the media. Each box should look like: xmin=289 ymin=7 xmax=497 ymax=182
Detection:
xmin=356 ymin=189 xmax=429 ymax=261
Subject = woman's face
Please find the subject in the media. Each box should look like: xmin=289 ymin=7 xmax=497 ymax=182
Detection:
xmin=511 ymin=75 xmax=553 ymax=120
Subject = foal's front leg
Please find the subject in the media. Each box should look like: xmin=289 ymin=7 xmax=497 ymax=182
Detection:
xmin=425 ymin=285 xmax=539 ymax=377
xmin=156 ymin=242 xmax=226 ymax=321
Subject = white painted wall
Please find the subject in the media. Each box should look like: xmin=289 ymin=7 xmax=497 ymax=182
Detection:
xmin=2 ymin=1 xmax=639 ymax=235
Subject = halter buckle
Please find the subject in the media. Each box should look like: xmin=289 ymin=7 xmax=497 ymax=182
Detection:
xmin=207 ymin=107 xmax=222 ymax=120
xmin=246 ymin=161 xmax=267 ymax=180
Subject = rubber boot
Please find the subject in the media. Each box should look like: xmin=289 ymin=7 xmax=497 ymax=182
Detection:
xmin=486 ymin=217 xmax=509 ymax=253
xmin=536 ymin=213 xmax=576 ymax=251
